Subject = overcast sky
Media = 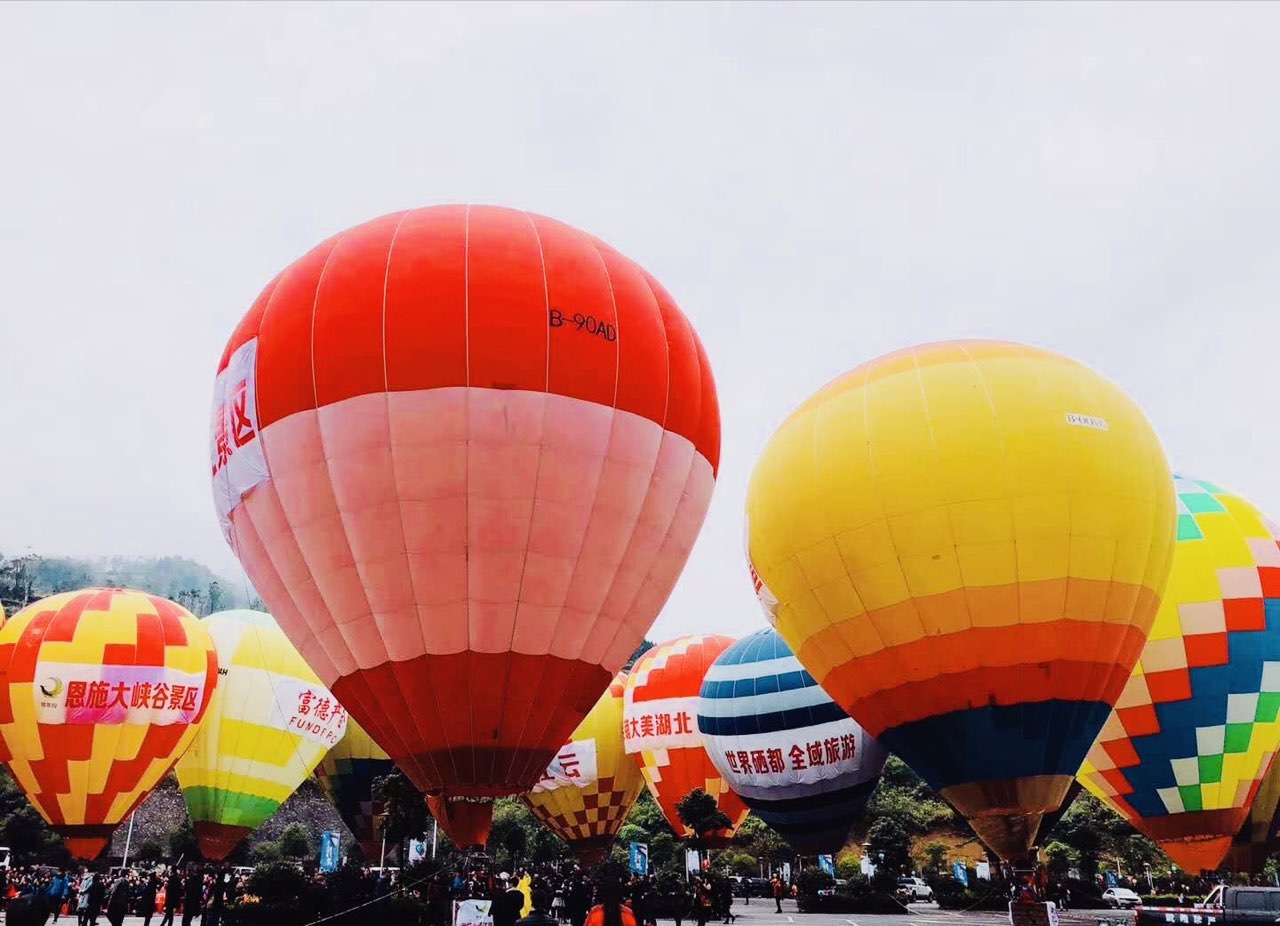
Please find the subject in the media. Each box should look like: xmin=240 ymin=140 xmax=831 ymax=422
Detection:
xmin=3 ymin=2 xmax=1278 ymax=642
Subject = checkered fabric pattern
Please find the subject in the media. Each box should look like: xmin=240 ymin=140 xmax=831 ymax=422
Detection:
xmin=0 ymin=588 xmax=218 ymax=856
xmin=1080 ymin=476 xmax=1280 ymax=866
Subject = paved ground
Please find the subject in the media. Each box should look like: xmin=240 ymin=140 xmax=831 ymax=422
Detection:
xmin=2 ymin=899 xmax=1134 ymax=926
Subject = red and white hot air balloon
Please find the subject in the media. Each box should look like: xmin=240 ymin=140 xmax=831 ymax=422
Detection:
xmin=623 ymin=635 xmax=749 ymax=845
xmin=209 ymin=204 xmax=719 ymax=847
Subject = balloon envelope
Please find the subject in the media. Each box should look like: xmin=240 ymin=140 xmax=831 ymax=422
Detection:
xmin=524 ymin=672 xmax=646 ymax=865
xmin=1080 ymin=475 xmax=1280 ymax=873
xmin=624 ymin=635 xmax=749 ymax=845
xmin=746 ymin=340 xmax=1176 ymax=860
xmin=175 ymin=609 xmax=344 ymax=860
xmin=314 ymin=717 xmax=396 ymax=861
xmin=0 ymin=589 xmax=218 ymax=858
xmin=211 ymin=205 xmax=719 ymax=842
xmin=698 ymin=628 xmax=887 ymax=854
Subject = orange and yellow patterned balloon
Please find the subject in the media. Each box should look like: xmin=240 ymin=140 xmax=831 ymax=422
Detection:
xmin=524 ymin=673 xmax=646 ymax=865
xmin=0 ymin=588 xmax=219 ymax=858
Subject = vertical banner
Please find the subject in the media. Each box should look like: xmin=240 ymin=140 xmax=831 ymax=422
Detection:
xmin=408 ymin=839 xmax=428 ymax=864
xmin=952 ymin=861 xmax=969 ymax=887
xmin=818 ymin=855 xmax=835 ymax=877
xmin=781 ymin=862 xmax=792 ymax=884
xmin=319 ymin=831 xmax=341 ymax=873
xmin=686 ymin=850 xmax=701 ymax=874
xmin=860 ymin=854 xmax=876 ymax=877
xmin=976 ymin=862 xmax=991 ymax=881
xmin=1104 ymin=870 xmax=1118 ymax=888
xmin=629 ymin=842 xmax=649 ymax=876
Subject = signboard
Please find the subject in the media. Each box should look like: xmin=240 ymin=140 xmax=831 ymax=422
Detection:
xmin=953 ymin=861 xmax=969 ymax=887
xmin=1008 ymin=902 xmax=1059 ymax=926
xmin=622 ymin=697 xmax=701 ymax=752
xmin=211 ymin=337 xmax=269 ymax=539
xmin=818 ymin=855 xmax=835 ymax=877
xmin=271 ymin=677 xmax=348 ymax=747
xmin=408 ymin=839 xmax=428 ymax=864
xmin=34 ymin=662 xmax=207 ymax=726
xmin=532 ymin=739 xmax=599 ymax=793
xmin=454 ymin=900 xmax=494 ymax=926
xmin=629 ymin=842 xmax=649 ymax=876
xmin=319 ymin=831 xmax=341 ymax=873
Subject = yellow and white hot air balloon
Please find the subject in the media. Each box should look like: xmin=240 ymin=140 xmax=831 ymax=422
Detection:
xmin=524 ymin=673 xmax=646 ymax=865
xmin=175 ymin=610 xmax=345 ymax=860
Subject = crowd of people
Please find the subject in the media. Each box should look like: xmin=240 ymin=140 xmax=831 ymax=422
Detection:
xmin=0 ymin=862 xmax=247 ymax=926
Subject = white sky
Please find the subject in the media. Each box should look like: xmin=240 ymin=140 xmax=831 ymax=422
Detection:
xmin=3 ymin=2 xmax=1279 ymax=642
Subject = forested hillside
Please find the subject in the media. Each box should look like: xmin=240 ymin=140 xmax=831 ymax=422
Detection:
xmin=0 ymin=552 xmax=256 ymax=616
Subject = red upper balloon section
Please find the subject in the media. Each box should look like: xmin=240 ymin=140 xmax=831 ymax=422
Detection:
xmin=211 ymin=205 xmax=720 ymax=807
xmin=217 ymin=205 xmax=719 ymax=471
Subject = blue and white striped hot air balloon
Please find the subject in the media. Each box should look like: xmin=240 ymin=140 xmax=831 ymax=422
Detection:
xmin=698 ymin=628 xmax=888 ymax=855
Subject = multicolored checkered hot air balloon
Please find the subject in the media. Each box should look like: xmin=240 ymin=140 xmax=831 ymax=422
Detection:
xmin=698 ymin=628 xmax=887 ymax=855
xmin=210 ymin=204 xmax=719 ymax=847
xmin=175 ymin=610 xmax=345 ymax=860
xmin=745 ymin=340 xmax=1176 ymax=860
xmin=623 ymin=636 xmax=749 ymax=845
xmin=524 ymin=673 xmax=645 ymax=865
xmin=314 ymin=717 xmax=395 ymax=862
xmin=0 ymin=588 xmax=219 ymax=859
xmin=1079 ymin=475 xmax=1280 ymax=873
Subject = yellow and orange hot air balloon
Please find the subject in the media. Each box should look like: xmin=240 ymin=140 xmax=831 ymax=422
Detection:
xmin=746 ymin=340 xmax=1175 ymax=860
xmin=0 ymin=588 xmax=218 ymax=858
xmin=524 ymin=673 xmax=646 ymax=865
xmin=623 ymin=636 xmax=749 ymax=845
xmin=210 ymin=205 xmax=719 ymax=847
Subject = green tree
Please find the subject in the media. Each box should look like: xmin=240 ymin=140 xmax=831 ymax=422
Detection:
xmin=135 ymin=839 xmax=165 ymax=864
xmin=866 ymin=816 xmax=912 ymax=891
xmin=622 ymin=789 xmax=673 ymax=837
xmin=252 ymin=841 xmax=284 ymax=863
xmin=676 ymin=789 xmax=732 ymax=850
xmin=279 ymin=822 xmax=312 ymax=859
xmin=169 ymin=818 xmax=201 ymax=861
xmin=374 ymin=769 xmax=430 ymax=843
xmin=1043 ymin=841 xmax=1079 ymax=879
xmin=919 ymin=840 xmax=948 ymax=873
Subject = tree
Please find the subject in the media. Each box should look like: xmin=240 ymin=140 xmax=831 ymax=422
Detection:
xmin=279 ymin=822 xmax=312 ymax=859
xmin=1043 ymin=841 xmax=1079 ymax=879
xmin=866 ymin=816 xmax=912 ymax=891
xmin=676 ymin=789 xmax=732 ymax=850
xmin=169 ymin=818 xmax=201 ymax=862
xmin=135 ymin=839 xmax=164 ymax=864
xmin=626 ymin=640 xmax=655 ymax=671
xmin=374 ymin=770 xmax=430 ymax=844
xmin=919 ymin=840 xmax=948 ymax=873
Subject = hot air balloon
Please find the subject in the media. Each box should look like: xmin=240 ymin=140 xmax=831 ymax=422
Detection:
xmin=0 ymin=588 xmax=218 ymax=858
xmin=524 ymin=672 xmax=646 ymax=865
xmin=314 ymin=717 xmax=396 ymax=862
xmin=210 ymin=205 xmax=719 ymax=847
xmin=1227 ymin=755 xmax=1280 ymax=873
xmin=698 ymin=628 xmax=887 ymax=855
xmin=623 ymin=636 xmax=749 ymax=844
xmin=745 ymin=340 xmax=1175 ymax=860
xmin=175 ymin=609 xmax=344 ymax=860
xmin=1079 ymin=475 xmax=1280 ymax=873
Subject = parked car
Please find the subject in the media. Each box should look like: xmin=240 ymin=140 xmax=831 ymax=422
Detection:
xmin=1104 ymin=888 xmax=1142 ymax=909
xmin=898 ymin=877 xmax=934 ymax=902
xmin=736 ymin=877 xmax=770 ymax=898
xmin=1135 ymin=885 xmax=1280 ymax=925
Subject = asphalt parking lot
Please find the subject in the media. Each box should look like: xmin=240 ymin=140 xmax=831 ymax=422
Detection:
xmin=0 ymin=899 xmax=1133 ymax=926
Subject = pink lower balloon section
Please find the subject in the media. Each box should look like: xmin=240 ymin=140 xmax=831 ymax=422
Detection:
xmin=224 ymin=386 xmax=715 ymax=793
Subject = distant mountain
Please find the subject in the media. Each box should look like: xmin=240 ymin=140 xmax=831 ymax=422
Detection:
xmin=0 ymin=552 xmax=258 ymax=615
